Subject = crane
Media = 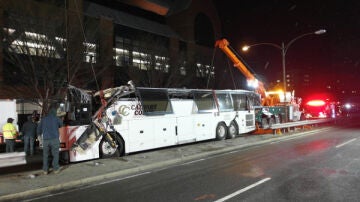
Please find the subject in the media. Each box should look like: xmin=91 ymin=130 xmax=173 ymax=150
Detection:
xmin=215 ymin=38 xmax=303 ymax=127
xmin=215 ymin=38 xmax=280 ymax=106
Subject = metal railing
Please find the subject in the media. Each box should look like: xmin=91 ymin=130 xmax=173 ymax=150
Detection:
xmin=270 ymin=118 xmax=334 ymax=134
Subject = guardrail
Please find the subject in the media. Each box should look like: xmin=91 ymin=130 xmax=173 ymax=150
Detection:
xmin=270 ymin=118 xmax=334 ymax=134
xmin=0 ymin=152 xmax=26 ymax=168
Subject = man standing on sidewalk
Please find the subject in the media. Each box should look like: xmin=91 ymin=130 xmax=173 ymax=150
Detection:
xmin=21 ymin=116 xmax=38 ymax=156
xmin=37 ymin=108 xmax=63 ymax=174
xmin=2 ymin=118 xmax=18 ymax=152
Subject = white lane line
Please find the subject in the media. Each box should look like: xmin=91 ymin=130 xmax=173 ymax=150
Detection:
xmin=181 ymin=158 xmax=205 ymax=165
xmin=336 ymin=138 xmax=357 ymax=148
xmin=214 ymin=177 xmax=271 ymax=202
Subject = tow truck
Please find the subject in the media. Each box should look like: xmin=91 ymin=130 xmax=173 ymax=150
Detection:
xmin=215 ymin=39 xmax=303 ymax=129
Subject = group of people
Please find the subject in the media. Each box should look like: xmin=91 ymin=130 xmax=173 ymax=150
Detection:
xmin=1 ymin=107 xmax=63 ymax=175
xmin=2 ymin=115 xmax=38 ymax=155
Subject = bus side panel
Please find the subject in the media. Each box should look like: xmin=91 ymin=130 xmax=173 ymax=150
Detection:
xmin=193 ymin=113 xmax=216 ymax=141
xmin=153 ymin=117 xmax=177 ymax=148
xmin=70 ymin=140 xmax=101 ymax=162
xmin=128 ymin=119 xmax=154 ymax=153
xmin=217 ymin=111 xmax=236 ymax=126
xmin=60 ymin=125 xmax=101 ymax=162
xmin=176 ymin=116 xmax=195 ymax=144
xmin=236 ymin=111 xmax=256 ymax=134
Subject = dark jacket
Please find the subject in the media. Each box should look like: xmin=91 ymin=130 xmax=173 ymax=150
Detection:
xmin=37 ymin=109 xmax=63 ymax=140
xmin=21 ymin=116 xmax=37 ymax=138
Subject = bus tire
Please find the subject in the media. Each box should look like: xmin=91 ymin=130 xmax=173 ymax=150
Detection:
xmin=100 ymin=135 xmax=123 ymax=158
xmin=227 ymin=121 xmax=238 ymax=139
xmin=216 ymin=122 xmax=227 ymax=140
xmin=269 ymin=117 xmax=275 ymax=127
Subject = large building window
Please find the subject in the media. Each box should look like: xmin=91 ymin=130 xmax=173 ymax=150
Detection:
xmin=196 ymin=63 xmax=214 ymax=78
xmin=84 ymin=42 xmax=97 ymax=63
xmin=114 ymin=27 xmax=170 ymax=73
xmin=4 ymin=28 xmax=63 ymax=58
xmin=154 ymin=55 xmax=170 ymax=73
xmin=179 ymin=62 xmax=187 ymax=76
xmin=132 ymin=50 xmax=151 ymax=70
xmin=114 ymin=36 xmax=131 ymax=67
xmin=3 ymin=27 xmax=98 ymax=63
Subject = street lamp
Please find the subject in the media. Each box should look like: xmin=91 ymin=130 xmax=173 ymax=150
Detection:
xmin=242 ymin=29 xmax=326 ymax=101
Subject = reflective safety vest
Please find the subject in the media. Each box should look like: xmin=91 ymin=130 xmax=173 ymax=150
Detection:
xmin=2 ymin=123 xmax=17 ymax=139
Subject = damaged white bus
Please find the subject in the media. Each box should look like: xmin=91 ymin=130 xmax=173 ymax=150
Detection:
xmin=58 ymin=82 xmax=260 ymax=163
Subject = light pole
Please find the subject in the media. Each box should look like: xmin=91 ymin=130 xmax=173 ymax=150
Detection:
xmin=242 ymin=29 xmax=326 ymax=102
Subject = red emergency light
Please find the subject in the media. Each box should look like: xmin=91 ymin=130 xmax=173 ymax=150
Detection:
xmin=306 ymin=100 xmax=326 ymax=107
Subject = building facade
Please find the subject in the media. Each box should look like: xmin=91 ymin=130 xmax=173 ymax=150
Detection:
xmin=0 ymin=0 xmax=224 ymax=100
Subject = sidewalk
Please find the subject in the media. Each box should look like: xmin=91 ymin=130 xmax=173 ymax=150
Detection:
xmin=0 ymin=127 xmax=330 ymax=201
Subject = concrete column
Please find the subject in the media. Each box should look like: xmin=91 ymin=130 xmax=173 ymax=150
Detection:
xmin=98 ymin=16 xmax=114 ymax=88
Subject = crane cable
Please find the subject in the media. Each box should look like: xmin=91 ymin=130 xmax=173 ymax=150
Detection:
xmin=67 ymin=0 xmax=100 ymax=91
xmin=210 ymin=47 xmax=237 ymax=89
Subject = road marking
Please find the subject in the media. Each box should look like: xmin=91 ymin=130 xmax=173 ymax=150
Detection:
xmin=181 ymin=158 xmax=205 ymax=165
xmin=336 ymin=138 xmax=357 ymax=148
xmin=214 ymin=177 xmax=271 ymax=202
xmin=23 ymin=172 xmax=151 ymax=201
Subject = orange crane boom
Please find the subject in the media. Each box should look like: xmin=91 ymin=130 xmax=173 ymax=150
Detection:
xmin=215 ymin=39 xmax=266 ymax=98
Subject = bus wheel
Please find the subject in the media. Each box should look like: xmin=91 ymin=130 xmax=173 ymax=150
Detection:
xmin=269 ymin=117 xmax=275 ymax=127
xmin=216 ymin=122 xmax=227 ymax=140
xmin=100 ymin=138 xmax=120 ymax=158
xmin=227 ymin=121 xmax=238 ymax=139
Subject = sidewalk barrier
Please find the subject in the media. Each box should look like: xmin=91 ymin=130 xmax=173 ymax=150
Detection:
xmin=0 ymin=152 xmax=26 ymax=168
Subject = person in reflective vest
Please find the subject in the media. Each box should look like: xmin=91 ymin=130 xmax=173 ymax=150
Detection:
xmin=2 ymin=118 xmax=18 ymax=152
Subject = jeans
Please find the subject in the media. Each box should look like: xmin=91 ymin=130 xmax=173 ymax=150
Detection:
xmin=24 ymin=136 xmax=35 ymax=155
xmin=42 ymin=138 xmax=60 ymax=172
xmin=5 ymin=139 xmax=15 ymax=152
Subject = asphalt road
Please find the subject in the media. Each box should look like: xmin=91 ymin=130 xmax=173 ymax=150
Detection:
xmin=24 ymin=119 xmax=360 ymax=202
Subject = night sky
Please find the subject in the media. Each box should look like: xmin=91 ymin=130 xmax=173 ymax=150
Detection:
xmin=213 ymin=0 xmax=360 ymax=100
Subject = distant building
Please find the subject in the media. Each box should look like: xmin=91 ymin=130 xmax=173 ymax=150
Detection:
xmin=0 ymin=0 xmax=225 ymax=99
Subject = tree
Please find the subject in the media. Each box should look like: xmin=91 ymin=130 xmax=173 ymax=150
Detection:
xmin=1 ymin=9 xmax=101 ymax=114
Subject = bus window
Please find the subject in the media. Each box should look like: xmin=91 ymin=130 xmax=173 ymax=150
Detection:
xmin=232 ymin=94 xmax=247 ymax=111
xmin=193 ymin=91 xmax=216 ymax=112
xmin=64 ymin=103 xmax=92 ymax=125
xmin=216 ymin=93 xmax=234 ymax=112
xmin=249 ymin=93 xmax=261 ymax=106
xmin=137 ymin=88 xmax=172 ymax=115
